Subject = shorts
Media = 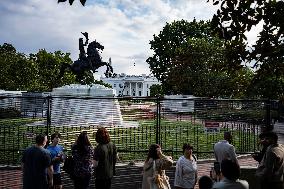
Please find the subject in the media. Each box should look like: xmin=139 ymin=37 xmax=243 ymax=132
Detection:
xmin=53 ymin=173 xmax=62 ymax=185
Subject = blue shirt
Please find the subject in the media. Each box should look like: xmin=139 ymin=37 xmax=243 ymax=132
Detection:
xmin=47 ymin=145 xmax=64 ymax=174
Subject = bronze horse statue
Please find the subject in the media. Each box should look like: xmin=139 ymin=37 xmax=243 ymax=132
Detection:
xmin=58 ymin=32 xmax=114 ymax=83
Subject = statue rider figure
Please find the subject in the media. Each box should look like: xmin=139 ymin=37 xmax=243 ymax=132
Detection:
xmin=78 ymin=32 xmax=94 ymax=70
xmin=79 ymin=32 xmax=88 ymax=60
xmin=57 ymin=32 xmax=113 ymax=84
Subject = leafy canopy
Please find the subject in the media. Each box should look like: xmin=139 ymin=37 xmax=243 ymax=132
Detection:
xmin=209 ymin=0 xmax=284 ymax=99
xmin=147 ymin=19 xmax=253 ymax=97
xmin=0 ymin=43 xmax=111 ymax=92
xmin=57 ymin=0 xmax=86 ymax=6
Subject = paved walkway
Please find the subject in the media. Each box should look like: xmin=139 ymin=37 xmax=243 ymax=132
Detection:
xmin=0 ymin=155 xmax=258 ymax=189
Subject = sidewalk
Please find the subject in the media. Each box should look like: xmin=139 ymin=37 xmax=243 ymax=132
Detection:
xmin=0 ymin=155 xmax=258 ymax=189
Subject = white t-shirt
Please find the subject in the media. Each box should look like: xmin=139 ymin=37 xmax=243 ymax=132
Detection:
xmin=174 ymin=155 xmax=197 ymax=189
xmin=214 ymin=140 xmax=237 ymax=164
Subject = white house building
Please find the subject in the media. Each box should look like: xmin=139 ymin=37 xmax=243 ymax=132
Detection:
xmin=100 ymin=73 xmax=161 ymax=97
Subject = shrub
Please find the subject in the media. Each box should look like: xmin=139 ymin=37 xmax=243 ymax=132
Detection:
xmin=0 ymin=108 xmax=21 ymax=118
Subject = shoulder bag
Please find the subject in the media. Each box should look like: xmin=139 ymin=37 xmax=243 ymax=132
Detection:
xmin=149 ymin=160 xmax=171 ymax=189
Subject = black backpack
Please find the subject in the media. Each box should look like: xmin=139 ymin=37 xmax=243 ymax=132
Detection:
xmin=63 ymin=156 xmax=75 ymax=179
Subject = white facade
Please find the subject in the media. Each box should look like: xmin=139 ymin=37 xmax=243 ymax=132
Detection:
xmin=100 ymin=73 xmax=161 ymax=97
xmin=163 ymin=95 xmax=196 ymax=113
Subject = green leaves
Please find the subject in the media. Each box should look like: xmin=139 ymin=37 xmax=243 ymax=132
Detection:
xmin=80 ymin=0 xmax=86 ymax=6
xmin=213 ymin=1 xmax=219 ymax=5
xmin=209 ymin=0 xmax=284 ymax=99
xmin=0 ymin=43 xmax=82 ymax=92
xmin=69 ymin=0 xmax=75 ymax=5
xmin=57 ymin=0 xmax=86 ymax=6
xmin=146 ymin=19 xmax=250 ymax=98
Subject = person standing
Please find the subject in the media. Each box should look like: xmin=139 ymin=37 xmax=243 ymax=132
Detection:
xmin=72 ymin=131 xmax=93 ymax=189
xmin=47 ymin=132 xmax=65 ymax=189
xmin=93 ymin=127 xmax=117 ymax=189
xmin=214 ymin=131 xmax=238 ymax=164
xmin=255 ymin=131 xmax=284 ymax=189
xmin=142 ymin=144 xmax=173 ymax=189
xmin=213 ymin=131 xmax=238 ymax=182
xmin=252 ymin=132 xmax=270 ymax=163
xmin=22 ymin=134 xmax=53 ymax=189
xmin=212 ymin=159 xmax=249 ymax=189
xmin=174 ymin=143 xmax=198 ymax=189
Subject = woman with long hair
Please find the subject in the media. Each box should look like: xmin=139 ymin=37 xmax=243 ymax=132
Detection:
xmin=142 ymin=144 xmax=173 ymax=189
xmin=72 ymin=131 xmax=93 ymax=189
xmin=93 ymin=127 xmax=117 ymax=189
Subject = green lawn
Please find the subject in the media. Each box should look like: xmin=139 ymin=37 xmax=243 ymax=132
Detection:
xmin=0 ymin=117 xmax=260 ymax=165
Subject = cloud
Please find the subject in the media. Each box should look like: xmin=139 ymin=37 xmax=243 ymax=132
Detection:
xmin=0 ymin=0 xmax=218 ymax=77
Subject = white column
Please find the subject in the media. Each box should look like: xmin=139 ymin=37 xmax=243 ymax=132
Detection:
xmin=135 ymin=82 xmax=137 ymax=97
xmin=129 ymin=82 xmax=132 ymax=96
xmin=122 ymin=82 xmax=126 ymax=96
xmin=142 ymin=82 xmax=145 ymax=96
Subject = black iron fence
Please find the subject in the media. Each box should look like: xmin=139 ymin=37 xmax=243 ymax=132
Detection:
xmin=0 ymin=94 xmax=281 ymax=165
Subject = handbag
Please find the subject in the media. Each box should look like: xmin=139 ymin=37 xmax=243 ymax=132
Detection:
xmin=63 ymin=155 xmax=75 ymax=179
xmin=149 ymin=160 xmax=171 ymax=189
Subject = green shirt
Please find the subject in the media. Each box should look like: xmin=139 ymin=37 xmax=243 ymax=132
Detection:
xmin=94 ymin=142 xmax=117 ymax=179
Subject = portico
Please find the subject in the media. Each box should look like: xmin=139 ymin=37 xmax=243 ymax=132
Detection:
xmin=101 ymin=73 xmax=160 ymax=97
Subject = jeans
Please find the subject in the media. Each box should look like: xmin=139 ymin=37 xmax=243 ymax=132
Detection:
xmin=73 ymin=175 xmax=91 ymax=189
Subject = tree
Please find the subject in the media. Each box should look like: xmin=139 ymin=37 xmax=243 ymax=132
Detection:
xmin=147 ymin=19 xmax=251 ymax=97
xmin=209 ymin=0 xmax=284 ymax=99
xmin=0 ymin=43 xmax=35 ymax=91
xmin=28 ymin=49 xmax=78 ymax=91
xmin=0 ymin=43 xmax=110 ymax=92
xmin=147 ymin=19 xmax=212 ymax=85
xmin=149 ymin=84 xmax=165 ymax=97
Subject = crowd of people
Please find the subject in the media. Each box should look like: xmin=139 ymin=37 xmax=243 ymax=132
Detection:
xmin=22 ymin=127 xmax=117 ymax=189
xmin=21 ymin=129 xmax=284 ymax=189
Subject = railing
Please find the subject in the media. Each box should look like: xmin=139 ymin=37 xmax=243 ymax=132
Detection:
xmin=0 ymin=95 xmax=280 ymax=165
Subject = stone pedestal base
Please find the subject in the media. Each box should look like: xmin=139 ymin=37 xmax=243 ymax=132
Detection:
xmin=51 ymin=84 xmax=123 ymax=127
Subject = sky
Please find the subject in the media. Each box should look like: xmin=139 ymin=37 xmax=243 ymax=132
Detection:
xmin=0 ymin=0 xmax=251 ymax=78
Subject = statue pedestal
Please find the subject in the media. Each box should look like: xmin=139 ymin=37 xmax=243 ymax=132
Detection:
xmin=51 ymin=84 xmax=123 ymax=127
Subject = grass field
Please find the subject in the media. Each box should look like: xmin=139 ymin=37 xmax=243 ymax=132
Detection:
xmin=0 ymin=117 xmax=260 ymax=165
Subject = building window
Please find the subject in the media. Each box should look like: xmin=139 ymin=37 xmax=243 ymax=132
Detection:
xmin=147 ymin=84 xmax=149 ymax=88
xmin=139 ymin=91 xmax=142 ymax=96
xmin=127 ymin=91 xmax=129 ymax=95
xmin=147 ymin=91 xmax=149 ymax=96
xmin=119 ymin=91 xmax=121 ymax=93
xmin=139 ymin=83 xmax=142 ymax=88
xmin=114 ymin=84 xmax=116 ymax=87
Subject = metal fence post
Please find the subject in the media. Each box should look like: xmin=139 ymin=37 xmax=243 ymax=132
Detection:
xmin=156 ymin=96 xmax=161 ymax=145
xmin=46 ymin=96 xmax=52 ymax=136
xmin=266 ymin=99 xmax=272 ymax=131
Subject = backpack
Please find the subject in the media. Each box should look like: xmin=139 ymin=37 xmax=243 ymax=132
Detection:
xmin=63 ymin=156 xmax=75 ymax=179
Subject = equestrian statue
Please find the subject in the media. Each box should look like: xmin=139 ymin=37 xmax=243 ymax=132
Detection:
xmin=58 ymin=32 xmax=114 ymax=83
